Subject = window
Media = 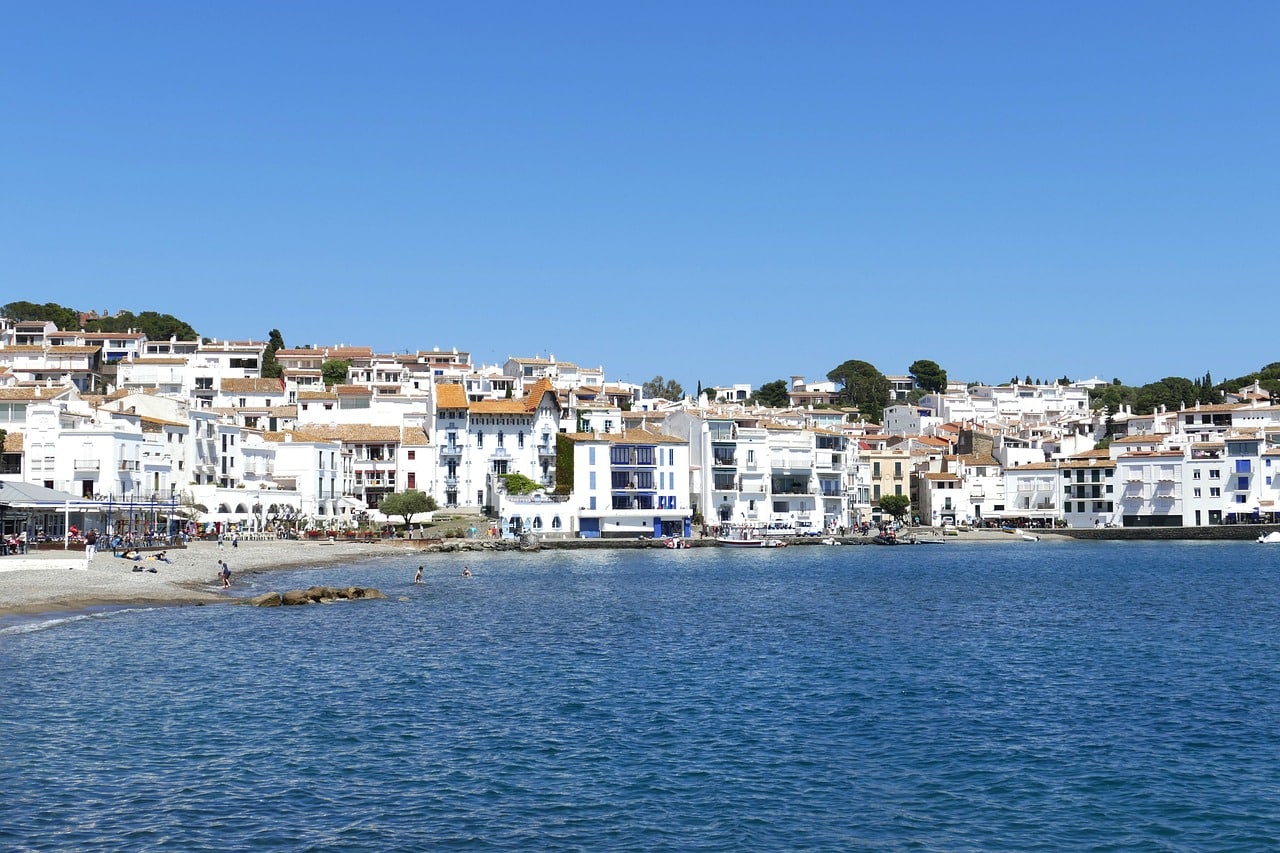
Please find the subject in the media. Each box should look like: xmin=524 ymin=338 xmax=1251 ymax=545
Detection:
xmin=1209 ymin=469 xmax=1220 ymax=479
xmin=1193 ymin=470 xmax=1201 ymax=479
xmin=1238 ymin=477 xmax=1249 ymax=490
xmin=589 ymin=472 xmax=596 ymax=490
xmin=1236 ymin=494 xmax=1247 ymax=504
xmin=497 ymin=431 xmax=504 ymax=447
xmin=518 ymin=432 xmax=524 ymax=448
xmin=407 ymin=450 xmax=415 ymax=460
xmin=1210 ymin=487 xmax=1221 ymax=497
xmin=477 ymin=432 xmax=484 ymax=448
xmin=1194 ymin=488 xmax=1201 ymax=498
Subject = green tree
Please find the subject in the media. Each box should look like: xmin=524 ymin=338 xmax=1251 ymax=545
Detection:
xmin=642 ymin=376 xmax=684 ymax=400
xmin=879 ymin=493 xmax=911 ymax=522
xmin=379 ymin=489 xmax=437 ymax=526
xmin=827 ymin=359 xmax=891 ymax=423
xmin=321 ymin=359 xmax=351 ymax=388
xmin=261 ymin=329 xmax=285 ymax=379
xmin=85 ymin=309 xmax=198 ymax=340
xmin=754 ymin=379 xmax=790 ymax=407
xmin=500 ymin=473 xmax=541 ymax=495
xmin=908 ymin=359 xmax=948 ymax=394
xmin=1 ymin=301 xmax=79 ymax=329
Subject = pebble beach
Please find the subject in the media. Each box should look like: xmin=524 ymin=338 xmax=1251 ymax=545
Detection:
xmin=0 ymin=539 xmax=406 ymax=617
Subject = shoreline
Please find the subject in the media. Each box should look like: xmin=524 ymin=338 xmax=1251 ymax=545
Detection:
xmin=0 ymin=539 xmax=416 ymax=621
xmin=4 ymin=524 xmax=1276 ymax=622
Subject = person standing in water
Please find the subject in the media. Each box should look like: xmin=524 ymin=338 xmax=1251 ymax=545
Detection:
xmin=415 ymin=565 xmax=423 ymax=584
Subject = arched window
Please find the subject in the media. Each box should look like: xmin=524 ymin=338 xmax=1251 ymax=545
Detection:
xmin=532 ymin=516 xmax=543 ymax=529
xmin=552 ymin=516 xmax=562 ymax=529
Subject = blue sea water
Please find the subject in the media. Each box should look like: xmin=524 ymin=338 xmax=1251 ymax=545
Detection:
xmin=3 ymin=540 xmax=1280 ymax=851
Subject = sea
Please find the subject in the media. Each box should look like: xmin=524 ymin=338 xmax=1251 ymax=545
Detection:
xmin=2 ymin=540 xmax=1279 ymax=851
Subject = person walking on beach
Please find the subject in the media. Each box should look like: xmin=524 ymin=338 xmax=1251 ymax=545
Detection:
xmin=219 ymin=559 xmax=231 ymax=589
xmin=218 ymin=531 xmax=225 ymax=551
xmin=84 ymin=529 xmax=98 ymax=562
xmin=232 ymin=531 xmax=239 ymax=548
xmin=415 ymin=565 xmax=423 ymax=584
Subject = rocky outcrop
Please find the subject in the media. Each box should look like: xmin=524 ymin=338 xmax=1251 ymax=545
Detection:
xmin=250 ymin=585 xmax=387 ymax=607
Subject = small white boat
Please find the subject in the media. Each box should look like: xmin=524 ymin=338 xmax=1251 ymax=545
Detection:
xmin=717 ymin=534 xmax=787 ymax=548
xmin=1257 ymin=531 xmax=1280 ymax=544
xmin=1020 ymin=533 xmax=1040 ymax=542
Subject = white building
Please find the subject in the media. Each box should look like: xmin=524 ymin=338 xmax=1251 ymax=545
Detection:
xmin=558 ymin=428 xmax=691 ymax=539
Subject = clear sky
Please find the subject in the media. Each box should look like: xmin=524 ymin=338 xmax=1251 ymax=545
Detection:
xmin=3 ymin=2 xmax=1277 ymax=391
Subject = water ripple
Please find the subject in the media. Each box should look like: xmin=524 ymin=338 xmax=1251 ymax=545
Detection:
xmin=3 ymin=542 xmax=1280 ymax=850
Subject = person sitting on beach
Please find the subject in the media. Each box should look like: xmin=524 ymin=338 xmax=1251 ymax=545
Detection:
xmin=149 ymin=551 xmax=171 ymax=563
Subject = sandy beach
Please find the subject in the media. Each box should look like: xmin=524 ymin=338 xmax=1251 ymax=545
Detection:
xmin=0 ymin=538 xmax=411 ymax=618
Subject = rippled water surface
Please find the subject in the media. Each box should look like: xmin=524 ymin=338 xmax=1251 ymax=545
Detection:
xmin=3 ymin=540 xmax=1280 ymax=850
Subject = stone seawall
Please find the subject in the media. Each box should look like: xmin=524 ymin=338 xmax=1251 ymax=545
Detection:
xmin=1054 ymin=525 xmax=1280 ymax=542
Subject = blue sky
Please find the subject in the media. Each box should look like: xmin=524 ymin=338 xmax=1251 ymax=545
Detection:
xmin=3 ymin=2 xmax=1277 ymax=391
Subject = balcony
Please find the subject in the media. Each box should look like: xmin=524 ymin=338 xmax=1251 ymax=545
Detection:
xmin=439 ymin=445 xmax=463 ymax=459
xmin=74 ymin=459 xmax=100 ymax=471
xmin=537 ymin=443 xmax=556 ymax=457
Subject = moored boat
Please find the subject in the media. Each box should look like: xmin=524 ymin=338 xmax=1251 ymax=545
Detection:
xmin=716 ymin=527 xmax=787 ymax=547
xmin=1258 ymin=531 xmax=1280 ymax=544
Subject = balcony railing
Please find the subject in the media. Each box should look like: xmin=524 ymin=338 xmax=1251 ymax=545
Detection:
xmin=74 ymin=459 xmax=100 ymax=470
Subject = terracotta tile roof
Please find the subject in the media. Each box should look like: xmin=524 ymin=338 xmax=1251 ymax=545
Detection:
xmin=138 ymin=415 xmax=190 ymax=429
xmin=400 ymin=427 xmax=431 ymax=446
xmin=127 ymin=357 xmax=189 ymax=365
xmin=1112 ymin=434 xmax=1165 ymax=444
xmin=434 ymin=383 xmax=469 ymax=410
xmin=80 ymin=332 xmax=144 ymax=340
xmin=3 ymin=432 xmax=22 ymax=451
xmin=472 ymin=399 xmax=531 ymax=415
xmin=1177 ymin=403 xmax=1244 ymax=414
xmin=1060 ymin=458 xmax=1116 ymax=469
xmin=923 ymin=472 xmax=961 ymax=481
xmin=0 ymin=386 xmax=76 ymax=400
xmin=327 ymin=347 xmax=373 ymax=360
xmin=221 ymin=377 xmax=286 ymax=394
xmin=334 ymin=384 xmax=373 ymax=396
xmin=298 ymin=391 xmax=337 ymax=401
xmin=563 ymin=429 xmax=686 ymax=445
xmin=290 ymin=424 xmax=403 ymax=443
xmin=957 ymin=453 xmax=1000 ymax=467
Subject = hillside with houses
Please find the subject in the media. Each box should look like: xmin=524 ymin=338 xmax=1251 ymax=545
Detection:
xmin=0 ymin=310 xmax=1277 ymax=543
